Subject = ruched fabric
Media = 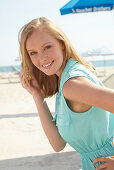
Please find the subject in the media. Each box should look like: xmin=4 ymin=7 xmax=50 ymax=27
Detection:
xmin=80 ymin=136 xmax=114 ymax=169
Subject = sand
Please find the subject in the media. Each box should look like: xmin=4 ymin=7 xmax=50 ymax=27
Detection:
xmin=0 ymin=79 xmax=81 ymax=170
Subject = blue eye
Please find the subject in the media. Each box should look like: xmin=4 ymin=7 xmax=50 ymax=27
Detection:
xmin=44 ymin=45 xmax=51 ymax=50
xmin=30 ymin=52 xmax=37 ymax=56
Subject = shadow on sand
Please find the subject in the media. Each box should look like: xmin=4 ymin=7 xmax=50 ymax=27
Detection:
xmin=0 ymin=151 xmax=81 ymax=170
xmin=0 ymin=112 xmax=55 ymax=119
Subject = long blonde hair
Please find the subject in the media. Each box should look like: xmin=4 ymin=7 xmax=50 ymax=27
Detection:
xmin=18 ymin=17 xmax=96 ymax=98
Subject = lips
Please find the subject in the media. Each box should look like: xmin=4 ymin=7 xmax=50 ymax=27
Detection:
xmin=42 ymin=60 xmax=54 ymax=69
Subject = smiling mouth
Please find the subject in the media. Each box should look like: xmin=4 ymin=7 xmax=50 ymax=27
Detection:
xmin=42 ymin=61 xmax=54 ymax=69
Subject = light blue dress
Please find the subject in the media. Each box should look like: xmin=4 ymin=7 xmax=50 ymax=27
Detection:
xmin=52 ymin=58 xmax=114 ymax=170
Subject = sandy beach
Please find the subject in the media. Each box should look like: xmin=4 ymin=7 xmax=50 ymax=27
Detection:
xmin=0 ymin=75 xmax=81 ymax=170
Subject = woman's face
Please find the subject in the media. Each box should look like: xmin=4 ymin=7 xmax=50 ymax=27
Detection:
xmin=26 ymin=29 xmax=64 ymax=77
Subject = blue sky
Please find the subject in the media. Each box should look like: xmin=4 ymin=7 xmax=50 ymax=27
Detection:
xmin=0 ymin=0 xmax=114 ymax=66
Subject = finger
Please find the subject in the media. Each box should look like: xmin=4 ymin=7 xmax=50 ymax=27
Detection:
xmin=20 ymin=72 xmax=30 ymax=82
xmin=95 ymin=163 xmax=107 ymax=170
xmin=20 ymin=74 xmax=26 ymax=87
xmin=20 ymin=76 xmax=25 ymax=87
xmin=19 ymin=71 xmax=24 ymax=78
xmin=93 ymin=157 xmax=108 ymax=165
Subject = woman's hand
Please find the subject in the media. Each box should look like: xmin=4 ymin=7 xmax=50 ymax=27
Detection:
xmin=93 ymin=156 xmax=114 ymax=170
xmin=19 ymin=71 xmax=42 ymax=97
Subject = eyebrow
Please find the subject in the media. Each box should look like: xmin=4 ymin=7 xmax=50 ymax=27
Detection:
xmin=27 ymin=42 xmax=52 ymax=52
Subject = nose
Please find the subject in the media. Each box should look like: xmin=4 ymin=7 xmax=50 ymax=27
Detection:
xmin=39 ymin=52 xmax=47 ymax=61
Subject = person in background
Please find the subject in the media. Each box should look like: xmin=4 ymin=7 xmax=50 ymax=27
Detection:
xmin=19 ymin=17 xmax=114 ymax=170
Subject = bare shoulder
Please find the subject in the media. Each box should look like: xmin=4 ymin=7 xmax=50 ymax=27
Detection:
xmin=62 ymin=76 xmax=114 ymax=113
xmin=63 ymin=76 xmax=94 ymax=100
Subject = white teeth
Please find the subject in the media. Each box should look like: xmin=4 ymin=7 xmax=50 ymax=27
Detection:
xmin=42 ymin=61 xmax=53 ymax=67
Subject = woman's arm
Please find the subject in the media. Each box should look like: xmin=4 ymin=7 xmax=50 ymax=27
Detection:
xmin=63 ymin=77 xmax=114 ymax=113
xmin=19 ymin=71 xmax=66 ymax=152
xmin=33 ymin=94 xmax=66 ymax=152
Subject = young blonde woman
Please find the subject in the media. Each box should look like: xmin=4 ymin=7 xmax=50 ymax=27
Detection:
xmin=19 ymin=17 xmax=114 ymax=170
